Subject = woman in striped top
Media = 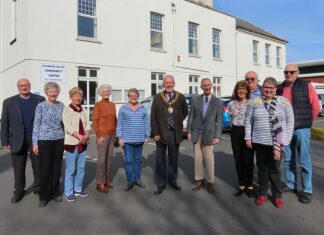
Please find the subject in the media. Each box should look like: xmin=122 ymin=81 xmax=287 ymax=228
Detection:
xmin=117 ymin=88 xmax=151 ymax=191
xmin=245 ymin=77 xmax=294 ymax=208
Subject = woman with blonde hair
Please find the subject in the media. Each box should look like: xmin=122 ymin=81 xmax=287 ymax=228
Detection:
xmin=63 ymin=87 xmax=91 ymax=202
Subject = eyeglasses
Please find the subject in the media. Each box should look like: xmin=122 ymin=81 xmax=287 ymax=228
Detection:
xmin=245 ymin=77 xmax=255 ymax=82
xmin=284 ymin=71 xmax=297 ymax=75
xmin=263 ymin=86 xmax=276 ymax=90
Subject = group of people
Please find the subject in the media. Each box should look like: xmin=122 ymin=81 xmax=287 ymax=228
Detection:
xmin=0 ymin=63 xmax=320 ymax=209
xmin=228 ymin=64 xmax=320 ymax=208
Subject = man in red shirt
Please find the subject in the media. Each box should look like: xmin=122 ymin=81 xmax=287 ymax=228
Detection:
xmin=277 ymin=64 xmax=320 ymax=204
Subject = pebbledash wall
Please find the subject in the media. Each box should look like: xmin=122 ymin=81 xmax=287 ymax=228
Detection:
xmin=0 ymin=0 xmax=287 ymax=120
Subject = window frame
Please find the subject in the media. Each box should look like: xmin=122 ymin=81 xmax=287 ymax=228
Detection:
xmin=212 ymin=28 xmax=221 ymax=59
xmin=265 ymin=43 xmax=271 ymax=66
xmin=276 ymin=46 xmax=281 ymax=67
xmin=253 ymin=40 xmax=259 ymax=64
xmin=77 ymin=0 xmax=97 ymax=39
xmin=188 ymin=22 xmax=199 ymax=55
xmin=150 ymin=12 xmax=164 ymax=50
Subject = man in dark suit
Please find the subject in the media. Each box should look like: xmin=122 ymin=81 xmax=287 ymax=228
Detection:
xmin=1 ymin=78 xmax=45 ymax=203
xmin=151 ymin=75 xmax=188 ymax=195
xmin=187 ymin=78 xmax=223 ymax=193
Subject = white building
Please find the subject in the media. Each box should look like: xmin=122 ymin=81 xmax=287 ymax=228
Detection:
xmin=0 ymin=0 xmax=287 ymax=120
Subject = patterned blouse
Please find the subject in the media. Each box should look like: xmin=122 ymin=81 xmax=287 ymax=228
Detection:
xmin=32 ymin=101 xmax=65 ymax=145
xmin=228 ymin=99 xmax=251 ymax=126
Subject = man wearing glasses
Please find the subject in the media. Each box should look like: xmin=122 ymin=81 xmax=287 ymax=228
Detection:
xmin=244 ymin=71 xmax=262 ymax=98
xmin=277 ymin=64 xmax=320 ymax=204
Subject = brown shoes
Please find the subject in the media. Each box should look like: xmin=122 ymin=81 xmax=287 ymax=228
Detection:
xmin=96 ymin=184 xmax=109 ymax=193
xmin=192 ymin=180 xmax=206 ymax=191
xmin=206 ymin=182 xmax=215 ymax=193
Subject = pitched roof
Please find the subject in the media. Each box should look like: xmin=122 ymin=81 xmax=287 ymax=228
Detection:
xmin=185 ymin=0 xmax=288 ymax=43
xmin=236 ymin=18 xmax=288 ymax=43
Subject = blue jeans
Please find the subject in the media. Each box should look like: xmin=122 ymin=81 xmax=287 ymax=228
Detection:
xmin=284 ymin=128 xmax=312 ymax=193
xmin=64 ymin=148 xmax=87 ymax=196
xmin=123 ymin=143 xmax=144 ymax=183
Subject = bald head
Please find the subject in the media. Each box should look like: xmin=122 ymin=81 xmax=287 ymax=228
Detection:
xmin=17 ymin=78 xmax=31 ymax=98
xmin=284 ymin=64 xmax=299 ymax=84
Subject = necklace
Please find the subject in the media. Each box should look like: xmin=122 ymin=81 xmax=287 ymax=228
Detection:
xmin=160 ymin=91 xmax=179 ymax=113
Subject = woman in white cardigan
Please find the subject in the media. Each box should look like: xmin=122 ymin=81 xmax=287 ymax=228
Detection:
xmin=63 ymin=87 xmax=91 ymax=202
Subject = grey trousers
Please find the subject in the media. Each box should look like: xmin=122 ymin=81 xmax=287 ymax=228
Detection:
xmin=96 ymin=135 xmax=115 ymax=184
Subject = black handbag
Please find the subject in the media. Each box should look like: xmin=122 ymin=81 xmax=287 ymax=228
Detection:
xmin=114 ymin=137 xmax=120 ymax=148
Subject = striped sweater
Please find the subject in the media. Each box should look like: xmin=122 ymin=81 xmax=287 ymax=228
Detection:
xmin=117 ymin=103 xmax=151 ymax=143
xmin=244 ymin=96 xmax=294 ymax=146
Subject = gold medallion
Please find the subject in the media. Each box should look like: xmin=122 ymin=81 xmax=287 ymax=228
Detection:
xmin=168 ymin=107 xmax=173 ymax=113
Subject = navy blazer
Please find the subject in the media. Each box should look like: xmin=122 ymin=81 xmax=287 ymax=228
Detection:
xmin=1 ymin=94 xmax=45 ymax=153
xmin=187 ymin=94 xmax=223 ymax=145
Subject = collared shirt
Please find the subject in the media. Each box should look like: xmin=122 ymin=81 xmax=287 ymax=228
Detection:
xmin=250 ymin=86 xmax=262 ymax=99
xmin=203 ymin=94 xmax=211 ymax=117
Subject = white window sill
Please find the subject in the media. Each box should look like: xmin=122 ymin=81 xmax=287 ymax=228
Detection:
xmin=188 ymin=53 xmax=201 ymax=58
xmin=266 ymin=64 xmax=272 ymax=68
xmin=213 ymin=58 xmax=223 ymax=62
xmin=150 ymin=48 xmax=167 ymax=53
xmin=76 ymin=37 xmax=102 ymax=44
xmin=253 ymin=63 xmax=261 ymax=66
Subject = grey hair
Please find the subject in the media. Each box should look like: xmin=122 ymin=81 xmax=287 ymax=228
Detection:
xmin=98 ymin=84 xmax=112 ymax=96
xmin=263 ymin=77 xmax=278 ymax=88
xmin=44 ymin=82 xmax=61 ymax=94
xmin=163 ymin=74 xmax=175 ymax=83
xmin=201 ymin=78 xmax=212 ymax=85
xmin=128 ymin=88 xmax=140 ymax=97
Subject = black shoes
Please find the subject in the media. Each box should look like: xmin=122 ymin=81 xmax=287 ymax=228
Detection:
xmin=245 ymin=189 xmax=255 ymax=198
xmin=124 ymin=182 xmax=134 ymax=191
xmin=299 ymin=192 xmax=312 ymax=204
xmin=154 ymin=187 xmax=164 ymax=195
xmin=134 ymin=181 xmax=146 ymax=188
xmin=169 ymin=182 xmax=181 ymax=191
xmin=53 ymin=196 xmax=62 ymax=202
xmin=11 ymin=194 xmax=24 ymax=203
xmin=39 ymin=200 xmax=48 ymax=207
xmin=281 ymin=185 xmax=297 ymax=193
xmin=233 ymin=188 xmax=245 ymax=197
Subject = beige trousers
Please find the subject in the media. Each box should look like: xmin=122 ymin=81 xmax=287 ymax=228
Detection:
xmin=96 ymin=135 xmax=115 ymax=184
xmin=194 ymin=135 xmax=215 ymax=183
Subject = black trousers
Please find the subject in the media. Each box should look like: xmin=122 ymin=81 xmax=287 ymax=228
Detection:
xmin=38 ymin=139 xmax=64 ymax=201
xmin=230 ymin=125 xmax=254 ymax=187
xmin=11 ymin=139 xmax=40 ymax=196
xmin=254 ymin=143 xmax=281 ymax=198
xmin=155 ymin=130 xmax=179 ymax=188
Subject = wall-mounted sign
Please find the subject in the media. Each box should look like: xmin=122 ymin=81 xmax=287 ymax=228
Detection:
xmin=41 ymin=64 xmax=65 ymax=82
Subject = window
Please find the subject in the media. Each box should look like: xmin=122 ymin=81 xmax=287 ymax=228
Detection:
xmin=265 ymin=43 xmax=271 ymax=65
xmin=78 ymin=67 xmax=98 ymax=121
xmin=276 ymin=46 xmax=281 ymax=67
xmin=189 ymin=75 xmax=200 ymax=94
xmin=212 ymin=29 xmax=221 ymax=59
xmin=78 ymin=0 xmax=97 ymax=38
xmin=112 ymin=89 xmax=145 ymax=102
xmin=253 ymin=40 xmax=259 ymax=64
xmin=188 ymin=22 xmax=198 ymax=55
xmin=213 ymin=77 xmax=222 ymax=97
xmin=151 ymin=72 xmax=164 ymax=96
xmin=150 ymin=12 xmax=163 ymax=49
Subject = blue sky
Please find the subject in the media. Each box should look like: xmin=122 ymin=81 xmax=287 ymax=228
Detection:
xmin=213 ymin=0 xmax=324 ymax=63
